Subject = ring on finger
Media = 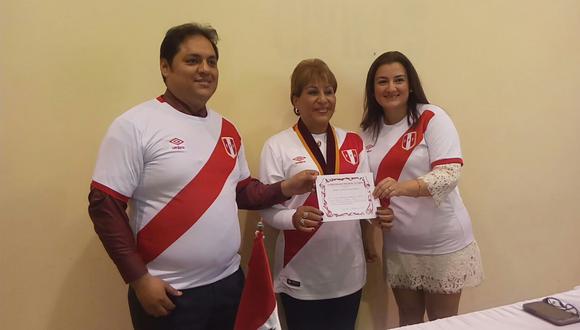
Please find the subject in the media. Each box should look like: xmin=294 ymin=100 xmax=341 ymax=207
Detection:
xmin=300 ymin=218 xmax=306 ymax=226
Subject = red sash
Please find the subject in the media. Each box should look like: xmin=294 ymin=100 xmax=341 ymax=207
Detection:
xmin=283 ymin=128 xmax=364 ymax=266
xmin=376 ymin=110 xmax=435 ymax=207
xmin=137 ymin=118 xmax=241 ymax=264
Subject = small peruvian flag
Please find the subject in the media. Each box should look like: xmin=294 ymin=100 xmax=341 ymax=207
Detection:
xmin=234 ymin=225 xmax=281 ymax=330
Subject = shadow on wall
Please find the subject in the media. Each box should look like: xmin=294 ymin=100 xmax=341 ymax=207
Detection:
xmin=238 ymin=210 xmax=263 ymax=268
xmin=359 ymin=229 xmax=395 ymax=330
xmin=47 ymin=236 xmax=131 ymax=330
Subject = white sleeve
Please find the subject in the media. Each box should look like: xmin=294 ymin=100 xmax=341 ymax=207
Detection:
xmin=92 ymin=117 xmax=143 ymax=198
xmin=356 ymin=143 xmax=374 ymax=222
xmin=258 ymin=139 xmax=296 ymax=230
xmin=357 ymin=144 xmax=371 ymax=174
xmin=424 ymin=108 xmax=463 ymax=168
xmin=236 ymin=142 xmax=252 ymax=182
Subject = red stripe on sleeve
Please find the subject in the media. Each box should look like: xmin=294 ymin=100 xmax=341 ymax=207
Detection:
xmin=90 ymin=181 xmax=130 ymax=203
xmin=431 ymin=158 xmax=463 ymax=168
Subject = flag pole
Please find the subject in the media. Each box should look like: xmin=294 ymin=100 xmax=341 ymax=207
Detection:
xmin=256 ymin=220 xmax=264 ymax=234
xmin=234 ymin=218 xmax=281 ymax=330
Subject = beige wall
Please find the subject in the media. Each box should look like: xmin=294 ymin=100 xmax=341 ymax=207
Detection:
xmin=1 ymin=1 xmax=579 ymax=329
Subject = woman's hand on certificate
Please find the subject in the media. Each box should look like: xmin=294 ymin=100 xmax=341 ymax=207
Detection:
xmin=374 ymin=177 xmax=419 ymax=199
xmin=292 ymin=206 xmax=323 ymax=232
xmin=373 ymin=206 xmax=394 ymax=231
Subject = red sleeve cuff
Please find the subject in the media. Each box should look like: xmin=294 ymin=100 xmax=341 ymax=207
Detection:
xmin=431 ymin=158 xmax=463 ymax=168
xmin=91 ymin=181 xmax=130 ymax=203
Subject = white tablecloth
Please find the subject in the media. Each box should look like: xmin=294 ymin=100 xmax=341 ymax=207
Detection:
xmin=395 ymin=286 xmax=580 ymax=329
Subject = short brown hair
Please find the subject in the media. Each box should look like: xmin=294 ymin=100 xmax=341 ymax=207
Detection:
xmin=290 ymin=59 xmax=338 ymax=104
xmin=160 ymin=23 xmax=219 ymax=66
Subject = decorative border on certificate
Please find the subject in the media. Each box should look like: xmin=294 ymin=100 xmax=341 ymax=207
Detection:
xmin=316 ymin=173 xmax=378 ymax=221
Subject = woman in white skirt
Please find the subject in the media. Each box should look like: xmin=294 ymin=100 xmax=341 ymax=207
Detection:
xmin=360 ymin=51 xmax=484 ymax=326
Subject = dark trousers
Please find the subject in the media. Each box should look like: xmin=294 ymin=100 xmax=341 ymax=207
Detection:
xmin=128 ymin=268 xmax=244 ymax=330
xmin=280 ymin=289 xmax=362 ymax=330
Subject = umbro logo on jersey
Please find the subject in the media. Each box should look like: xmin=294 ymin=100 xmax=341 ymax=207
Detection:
xmin=341 ymin=149 xmax=359 ymax=165
xmin=169 ymin=138 xmax=186 ymax=150
xmin=401 ymin=132 xmax=417 ymax=150
xmin=222 ymin=137 xmax=237 ymax=158
xmin=170 ymin=138 xmax=184 ymax=145
xmin=292 ymin=156 xmax=306 ymax=164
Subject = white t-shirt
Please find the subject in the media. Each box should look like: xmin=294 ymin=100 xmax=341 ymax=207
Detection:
xmin=92 ymin=97 xmax=250 ymax=290
xmin=362 ymin=104 xmax=474 ymax=255
xmin=259 ymin=126 xmax=367 ymax=300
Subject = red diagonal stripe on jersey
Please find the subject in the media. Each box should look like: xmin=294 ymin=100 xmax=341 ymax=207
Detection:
xmin=283 ymin=193 xmax=319 ymax=267
xmin=338 ymin=132 xmax=364 ymax=174
xmin=137 ymin=118 xmax=240 ymax=264
xmin=283 ymin=133 xmax=363 ymax=267
xmin=376 ymin=110 xmax=435 ymax=207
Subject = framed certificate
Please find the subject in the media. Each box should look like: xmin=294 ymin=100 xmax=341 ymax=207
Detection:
xmin=315 ymin=173 xmax=379 ymax=221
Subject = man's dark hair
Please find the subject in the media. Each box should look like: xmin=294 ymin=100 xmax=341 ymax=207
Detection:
xmin=160 ymin=23 xmax=219 ymax=66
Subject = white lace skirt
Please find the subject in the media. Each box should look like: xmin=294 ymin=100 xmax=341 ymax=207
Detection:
xmin=384 ymin=241 xmax=484 ymax=294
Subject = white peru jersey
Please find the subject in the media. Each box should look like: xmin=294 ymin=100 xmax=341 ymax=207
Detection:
xmin=92 ymin=97 xmax=250 ymax=290
xmin=362 ymin=104 xmax=474 ymax=255
xmin=259 ymin=126 xmax=367 ymax=300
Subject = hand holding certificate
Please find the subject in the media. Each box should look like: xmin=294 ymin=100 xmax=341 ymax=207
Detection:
xmin=315 ymin=173 xmax=380 ymax=221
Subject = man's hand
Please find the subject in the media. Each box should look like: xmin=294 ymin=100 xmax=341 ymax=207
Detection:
xmin=130 ymin=273 xmax=182 ymax=317
xmin=373 ymin=207 xmax=394 ymax=231
xmin=292 ymin=206 xmax=323 ymax=232
xmin=281 ymin=170 xmax=319 ymax=197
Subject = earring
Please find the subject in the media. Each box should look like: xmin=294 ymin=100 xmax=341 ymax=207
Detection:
xmin=293 ymin=107 xmax=300 ymax=115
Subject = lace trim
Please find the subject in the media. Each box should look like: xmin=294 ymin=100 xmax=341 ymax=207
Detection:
xmin=419 ymin=163 xmax=461 ymax=206
xmin=385 ymin=241 xmax=484 ymax=294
